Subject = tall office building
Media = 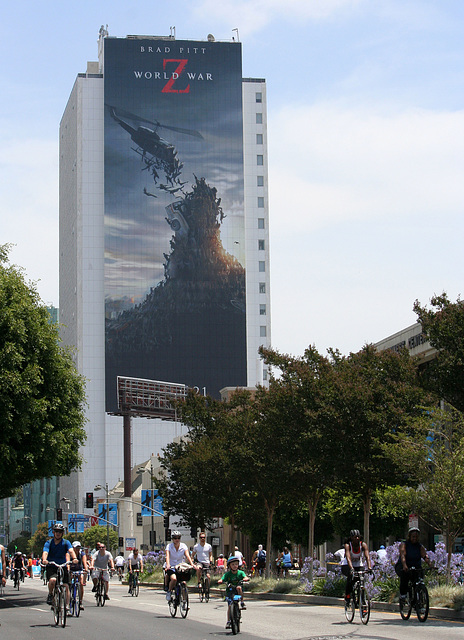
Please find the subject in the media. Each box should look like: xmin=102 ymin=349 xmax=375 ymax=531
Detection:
xmin=59 ymin=30 xmax=271 ymax=510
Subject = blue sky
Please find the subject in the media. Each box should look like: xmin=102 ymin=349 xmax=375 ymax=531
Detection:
xmin=1 ymin=0 xmax=463 ymax=357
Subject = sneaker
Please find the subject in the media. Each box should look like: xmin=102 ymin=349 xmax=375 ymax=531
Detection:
xmin=241 ymin=602 xmax=246 ymax=610
xmin=104 ymin=594 xmax=109 ymax=600
xmin=225 ymin=621 xmax=231 ymax=629
xmin=166 ymin=592 xmax=171 ymax=601
xmin=91 ymin=586 xmax=97 ymax=593
xmin=46 ymin=594 xmax=53 ymax=605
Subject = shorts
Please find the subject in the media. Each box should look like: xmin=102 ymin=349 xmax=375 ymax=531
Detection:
xmin=92 ymin=568 xmax=110 ymax=582
xmin=196 ymin=562 xmax=211 ymax=570
xmin=46 ymin=565 xmax=70 ymax=585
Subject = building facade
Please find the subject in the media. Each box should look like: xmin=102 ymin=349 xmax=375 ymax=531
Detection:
xmin=59 ymin=31 xmax=271 ymax=514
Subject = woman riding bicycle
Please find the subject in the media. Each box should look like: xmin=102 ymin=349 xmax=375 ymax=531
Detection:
xmin=341 ymin=529 xmax=372 ymax=605
xmin=396 ymin=527 xmax=432 ymax=604
xmin=164 ymin=531 xmax=195 ymax=601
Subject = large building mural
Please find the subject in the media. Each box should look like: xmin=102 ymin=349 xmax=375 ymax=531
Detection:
xmin=104 ymin=38 xmax=246 ymax=410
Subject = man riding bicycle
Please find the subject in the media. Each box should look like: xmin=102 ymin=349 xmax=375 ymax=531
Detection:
xmin=89 ymin=543 xmax=114 ymax=600
xmin=42 ymin=523 xmax=78 ymax=609
xmin=127 ymin=548 xmax=143 ymax=592
xmin=164 ymin=531 xmax=195 ymax=601
xmin=193 ymin=532 xmax=213 ymax=589
xmin=396 ymin=527 xmax=432 ymax=604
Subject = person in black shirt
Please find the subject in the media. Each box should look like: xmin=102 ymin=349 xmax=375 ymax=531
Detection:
xmin=397 ymin=527 xmax=432 ymax=602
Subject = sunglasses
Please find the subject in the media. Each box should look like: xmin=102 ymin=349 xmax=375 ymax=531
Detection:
xmin=172 ymin=536 xmax=181 ymax=540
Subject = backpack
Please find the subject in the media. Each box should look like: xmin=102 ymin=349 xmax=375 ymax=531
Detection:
xmin=257 ymin=549 xmax=266 ymax=564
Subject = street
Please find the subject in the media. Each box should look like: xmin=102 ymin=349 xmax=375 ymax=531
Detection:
xmin=1 ymin=577 xmax=464 ymax=640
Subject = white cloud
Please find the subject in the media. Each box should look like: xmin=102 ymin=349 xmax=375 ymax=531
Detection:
xmin=195 ymin=0 xmax=363 ymax=36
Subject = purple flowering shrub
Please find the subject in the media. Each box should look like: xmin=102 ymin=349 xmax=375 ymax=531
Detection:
xmin=142 ymin=550 xmax=165 ymax=575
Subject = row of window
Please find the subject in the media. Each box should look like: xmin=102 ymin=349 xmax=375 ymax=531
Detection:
xmin=254 ymin=94 xmax=267 ymax=345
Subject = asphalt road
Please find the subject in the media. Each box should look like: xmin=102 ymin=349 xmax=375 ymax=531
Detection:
xmin=1 ymin=577 xmax=464 ymax=640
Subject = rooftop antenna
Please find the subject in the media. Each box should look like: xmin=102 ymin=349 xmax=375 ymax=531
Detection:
xmin=170 ymin=25 xmax=176 ymax=39
xmin=232 ymin=28 xmax=239 ymax=42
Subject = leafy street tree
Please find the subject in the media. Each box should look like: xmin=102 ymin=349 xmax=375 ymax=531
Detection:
xmin=0 ymin=245 xmax=87 ymax=498
xmin=82 ymin=525 xmax=118 ymax=552
xmin=414 ymin=293 xmax=464 ymax=412
xmin=327 ymin=345 xmax=431 ymax=545
xmin=384 ymin=407 xmax=464 ymax=580
xmin=28 ymin=522 xmax=50 ymax=556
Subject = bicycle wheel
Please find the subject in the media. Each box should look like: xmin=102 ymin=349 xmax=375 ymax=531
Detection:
xmin=135 ymin=576 xmax=139 ymax=597
xmin=60 ymin=587 xmax=67 ymax=628
xmin=229 ymin=603 xmax=237 ymax=635
xmin=400 ymin=586 xmax=412 ymax=620
xmin=344 ymin=594 xmax=355 ymax=622
xmin=180 ymin=583 xmax=189 ymax=618
xmin=416 ymin=584 xmax=429 ymax=622
xmin=359 ymin=587 xmax=370 ymax=625
xmin=96 ymin=581 xmax=102 ymax=607
xmin=199 ymin=578 xmax=204 ymax=602
xmin=205 ymin=577 xmax=210 ymax=603
xmin=69 ymin=583 xmax=75 ymax=617
xmin=100 ymin=581 xmax=106 ymax=607
xmin=76 ymin=587 xmax=82 ymax=618
xmin=234 ymin=602 xmax=241 ymax=633
xmin=169 ymin=589 xmax=177 ymax=617
xmin=53 ymin=589 xmax=61 ymax=626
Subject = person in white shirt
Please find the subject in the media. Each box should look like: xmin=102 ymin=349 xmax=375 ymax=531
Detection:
xmin=193 ymin=532 xmax=213 ymax=587
xmin=89 ymin=544 xmax=114 ymax=600
xmin=114 ymin=553 xmax=125 ymax=579
xmin=164 ymin=531 xmax=195 ymax=600
xmin=234 ymin=546 xmax=244 ymax=567
xmin=127 ymin=548 xmax=144 ymax=593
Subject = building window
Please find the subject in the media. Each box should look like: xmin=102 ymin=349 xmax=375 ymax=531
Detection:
xmin=260 ymin=304 xmax=266 ymax=315
xmin=256 ymin=92 xmax=262 ymax=103
xmin=256 ymin=112 xmax=263 ymax=124
xmin=259 ymin=261 xmax=266 ymax=272
xmin=257 ymin=197 xmax=264 ymax=208
xmin=258 ymin=239 xmax=265 ymax=250
xmin=257 ymin=155 xmax=263 ymax=166
xmin=256 ymin=133 xmax=263 ymax=144
xmin=263 ymin=368 xmax=268 ymax=381
xmin=258 ymin=218 xmax=265 ymax=229
xmin=259 ymin=282 xmax=266 ymax=294
xmin=257 ymin=175 xmax=264 ymax=187
xmin=260 ymin=325 xmax=267 ymax=337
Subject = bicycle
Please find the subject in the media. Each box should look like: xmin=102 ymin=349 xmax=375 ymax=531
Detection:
xmin=116 ymin=565 xmax=124 ymax=582
xmin=69 ymin=570 xmax=85 ymax=616
xmin=344 ymin=568 xmax=370 ymax=625
xmin=198 ymin=566 xmax=210 ymax=602
xmin=128 ymin=569 xmax=140 ymax=597
xmin=93 ymin=568 xmax=107 ymax=607
xmin=399 ymin=566 xmax=429 ymax=622
xmin=225 ymin=581 xmax=244 ymax=635
xmin=13 ymin=568 xmax=22 ymax=591
xmin=48 ymin=561 xmax=70 ymax=628
xmin=168 ymin=567 xmax=190 ymax=619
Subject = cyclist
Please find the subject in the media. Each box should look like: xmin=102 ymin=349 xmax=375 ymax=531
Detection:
xmin=70 ymin=541 xmax=88 ymax=610
xmin=396 ymin=527 xmax=432 ymax=604
xmin=216 ymin=553 xmax=225 ymax=574
xmin=114 ymin=552 xmax=125 ymax=579
xmin=218 ymin=556 xmax=250 ymax=629
xmin=42 ymin=523 xmax=78 ymax=608
xmin=12 ymin=551 xmax=26 ymax=586
xmin=193 ymin=532 xmax=213 ymax=589
xmin=164 ymin=531 xmax=195 ymax=601
xmin=277 ymin=546 xmax=293 ymax=576
xmin=127 ymin=548 xmax=143 ymax=593
xmin=341 ymin=529 xmax=372 ymax=605
xmin=0 ymin=543 xmax=6 ymax=590
xmin=89 ymin=543 xmax=114 ymax=600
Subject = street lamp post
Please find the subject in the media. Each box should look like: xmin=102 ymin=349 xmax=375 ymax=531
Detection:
xmin=137 ymin=461 xmax=155 ymax=551
xmin=94 ymin=483 xmax=110 ymax=550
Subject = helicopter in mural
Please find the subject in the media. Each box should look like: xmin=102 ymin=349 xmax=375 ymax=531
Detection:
xmin=106 ymin=105 xmax=203 ymax=188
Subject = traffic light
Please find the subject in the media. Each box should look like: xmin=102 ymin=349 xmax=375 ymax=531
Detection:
xmin=85 ymin=492 xmax=94 ymax=508
xmin=190 ymin=526 xmax=197 ymax=538
xmin=163 ymin=515 xmax=170 ymax=528
xmin=56 ymin=508 xmax=63 ymax=520
xmin=118 ymin=537 xmax=124 ymax=547
xmin=165 ymin=528 xmax=171 ymax=540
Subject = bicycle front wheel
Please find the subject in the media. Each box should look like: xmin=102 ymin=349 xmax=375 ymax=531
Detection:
xmin=199 ymin=578 xmax=204 ymax=602
xmin=76 ymin=587 xmax=82 ymax=617
xmin=53 ymin=589 xmax=61 ymax=626
xmin=359 ymin=587 xmax=370 ymax=625
xmin=344 ymin=595 xmax=355 ymax=622
xmin=180 ymin=583 xmax=189 ymax=618
xmin=169 ymin=590 xmax=177 ymax=617
xmin=400 ymin=589 xmax=412 ymax=620
xmin=229 ymin=603 xmax=237 ymax=635
xmin=205 ymin=578 xmax=210 ymax=603
xmin=416 ymin=584 xmax=429 ymax=622
xmin=60 ymin=587 xmax=67 ymax=628
xmin=135 ymin=577 xmax=139 ymax=597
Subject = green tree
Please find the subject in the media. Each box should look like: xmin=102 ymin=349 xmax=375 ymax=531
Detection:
xmin=82 ymin=525 xmax=118 ymax=552
xmin=28 ymin=522 xmax=50 ymax=556
xmin=328 ymin=345 xmax=431 ymax=544
xmin=8 ymin=533 xmax=30 ymax=556
xmin=0 ymin=245 xmax=87 ymax=497
xmin=384 ymin=407 xmax=464 ymax=580
xmin=414 ymin=293 xmax=464 ymax=411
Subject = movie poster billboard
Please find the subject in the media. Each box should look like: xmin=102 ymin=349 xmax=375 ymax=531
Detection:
xmin=104 ymin=38 xmax=246 ymax=411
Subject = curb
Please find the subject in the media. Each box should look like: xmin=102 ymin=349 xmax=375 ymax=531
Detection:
xmin=135 ymin=581 xmax=464 ymax=621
